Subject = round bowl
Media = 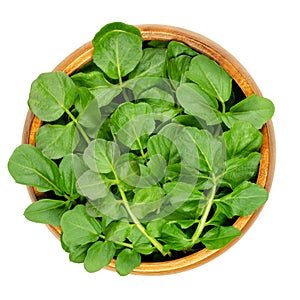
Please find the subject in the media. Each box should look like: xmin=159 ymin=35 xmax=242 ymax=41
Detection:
xmin=22 ymin=24 xmax=276 ymax=275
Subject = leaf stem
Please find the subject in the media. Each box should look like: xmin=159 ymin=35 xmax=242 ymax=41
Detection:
xmin=221 ymin=101 xmax=226 ymax=114
xmin=190 ymin=176 xmax=217 ymax=246
xmin=115 ymin=35 xmax=123 ymax=87
xmin=64 ymin=194 xmax=72 ymax=202
xmin=31 ymin=168 xmax=64 ymax=196
xmin=99 ymin=234 xmax=133 ymax=249
xmin=118 ymin=186 xmax=170 ymax=257
xmin=109 ymin=159 xmax=169 ymax=256
xmin=136 ymin=138 xmax=147 ymax=161
xmin=64 ymin=108 xmax=91 ymax=144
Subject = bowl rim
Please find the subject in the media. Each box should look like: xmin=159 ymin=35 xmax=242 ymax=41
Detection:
xmin=22 ymin=24 xmax=276 ymax=275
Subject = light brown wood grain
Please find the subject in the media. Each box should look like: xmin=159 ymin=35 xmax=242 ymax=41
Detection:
xmin=22 ymin=25 xmax=276 ymax=275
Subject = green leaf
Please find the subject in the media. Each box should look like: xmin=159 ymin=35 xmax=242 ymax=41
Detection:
xmin=176 ymin=220 xmax=197 ymax=229
xmin=136 ymin=85 xmax=174 ymax=103
xmin=24 ymin=199 xmax=67 ymax=226
xmin=176 ymin=83 xmax=221 ymax=125
xmin=93 ymin=22 xmax=141 ymax=41
xmin=128 ymin=225 xmax=149 ymax=244
xmin=36 ymin=122 xmax=80 ymax=159
xmin=173 ymin=115 xmax=204 ymax=130
xmin=84 ymin=241 xmax=116 ymax=273
xmin=105 ymin=220 xmax=131 ymax=242
xmin=157 ymin=122 xmax=185 ymax=141
xmin=224 ymin=121 xmax=263 ymax=158
xmin=96 ymin=117 xmax=114 ymax=141
xmin=28 ymin=71 xmax=76 ymax=122
xmin=186 ymin=55 xmax=232 ymax=103
xmin=147 ymin=134 xmax=180 ymax=165
xmin=124 ymin=76 xmax=161 ymax=97
xmin=206 ymin=205 xmax=229 ymax=226
xmin=115 ymin=153 xmax=141 ymax=189
xmin=111 ymin=102 xmax=155 ymax=150
xmin=147 ymin=40 xmax=169 ymax=48
xmin=167 ymin=55 xmax=192 ymax=88
xmin=133 ymin=243 xmax=155 ymax=255
xmin=60 ymin=205 xmax=101 ymax=247
xmin=74 ymin=86 xmax=95 ymax=112
xmin=59 ymin=154 xmax=86 ymax=199
xmin=140 ymin=99 xmax=181 ymax=122
xmin=131 ymin=186 xmax=165 ymax=219
xmin=216 ymin=181 xmax=268 ymax=218
xmin=76 ymin=91 xmax=102 ymax=138
xmin=221 ymin=95 xmax=275 ymax=129
xmin=85 ymin=192 xmax=128 ymax=220
xmin=200 ymin=226 xmax=241 ymax=250
xmin=137 ymin=87 xmax=181 ymax=122
xmin=145 ymin=154 xmax=167 ymax=184
xmin=164 ymin=163 xmax=201 ymax=187
xmin=115 ymin=249 xmax=141 ymax=276
xmin=116 ymin=153 xmax=166 ymax=190
xmin=60 ymin=233 xmax=71 ymax=253
xmin=178 ymin=127 xmax=225 ymax=174
xmin=222 ymin=152 xmax=262 ymax=188
xmin=146 ymin=219 xmax=167 ymax=237
xmin=72 ymin=71 xmax=122 ymax=107
xmin=125 ymin=154 xmax=166 ymax=189
xmin=8 ymin=144 xmax=63 ymax=195
xmin=166 ymin=41 xmax=198 ymax=59
xmin=160 ymin=223 xmax=191 ymax=251
xmin=76 ymin=170 xmax=110 ymax=200
xmin=93 ymin=30 xmax=143 ymax=80
xmin=129 ymin=48 xmax=166 ymax=79
xmin=83 ymin=139 xmax=120 ymax=173
xmin=69 ymin=243 xmax=91 ymax=263
xmin=163 ymin=182 xmax=206 ymax=219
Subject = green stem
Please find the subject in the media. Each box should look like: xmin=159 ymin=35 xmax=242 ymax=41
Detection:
xmin=221 ymin=101 xmax=226 ymax=114
xmin=118 ymin=186 xmax=170 ymax=257
xmin=116 ymin=40 xmax=123 ymax=87
xmin=136 ymin=138 xmax=147 ymax=162
xmin=64 ymin=108 xmax=91 ymax=144
xmin=109 ymin=165 xmax=169 ymax=256
xmin=64 ymin=194 xmax=72 ymax=202
xmin=190 ymin=177 xmax=217 ymax=246
xmin=99 ymin=234 xmax=133 ymax=249
xmin=33 ymin=169 xmax=65 ymax=197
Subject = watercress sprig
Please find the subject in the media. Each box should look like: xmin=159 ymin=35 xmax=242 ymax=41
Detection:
xmin=8 ymin=21 xmax=275 ymax=276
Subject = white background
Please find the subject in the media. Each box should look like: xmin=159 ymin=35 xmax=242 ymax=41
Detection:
xmin=1 ymin=0 xmax=298 ymax=299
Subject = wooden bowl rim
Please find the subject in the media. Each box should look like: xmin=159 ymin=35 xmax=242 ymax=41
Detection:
xmin=22 ymin=24 xmax=276 ymax=275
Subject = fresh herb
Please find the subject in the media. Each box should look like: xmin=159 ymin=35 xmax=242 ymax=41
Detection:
xmin=8 ymin=22 xmax=274 ymax=275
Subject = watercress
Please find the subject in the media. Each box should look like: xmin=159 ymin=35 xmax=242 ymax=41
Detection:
xmin=8 ymin=22 xmax=275 ymax=276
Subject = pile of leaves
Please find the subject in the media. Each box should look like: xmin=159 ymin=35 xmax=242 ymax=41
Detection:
xmin=8 ymin=22 xmax=275 ymax=275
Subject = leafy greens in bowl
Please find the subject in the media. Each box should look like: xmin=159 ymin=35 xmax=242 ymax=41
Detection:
xmin=8 ymin=22 xmax=275 ymax=276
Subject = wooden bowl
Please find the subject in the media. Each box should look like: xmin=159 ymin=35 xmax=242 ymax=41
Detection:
xmin=22 ymin=24 xmax=276 ymax=275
